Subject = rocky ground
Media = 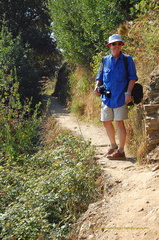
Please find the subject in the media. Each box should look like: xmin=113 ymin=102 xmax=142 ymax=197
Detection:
xmin=49 ymin=97 xmax=159 ymax=240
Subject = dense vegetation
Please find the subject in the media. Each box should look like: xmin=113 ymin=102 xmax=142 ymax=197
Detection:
xmin=0 ymin=0 xmax=62 ymax=106
xmin=0 ymin=124 xmax=99 ymax=239
xmin=48 ymin=0 xmax=140 ymax=65
xmin=0 ymin=0 xmax=159 ymax=239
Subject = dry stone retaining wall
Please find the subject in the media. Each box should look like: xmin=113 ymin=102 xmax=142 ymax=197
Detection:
xmin=143 ymin=65 xmax=159 ymax=161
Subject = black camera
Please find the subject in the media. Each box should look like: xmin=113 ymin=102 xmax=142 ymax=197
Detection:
xmin=99 ymin=86 xmax=111 ymax=98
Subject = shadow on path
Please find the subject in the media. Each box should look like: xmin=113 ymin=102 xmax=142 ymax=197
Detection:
xmin=43 ymin=95 xmax=68 ymax=115
xmin=108 ymin=157 xmax=137 ymax=164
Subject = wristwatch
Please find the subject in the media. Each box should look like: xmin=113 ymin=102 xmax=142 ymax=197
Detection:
xmin=125 ymin=92 xmax=131 ymax=95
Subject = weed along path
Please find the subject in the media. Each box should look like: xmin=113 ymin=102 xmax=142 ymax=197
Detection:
xmin=49 ymin=96 xmax=159 ymax=240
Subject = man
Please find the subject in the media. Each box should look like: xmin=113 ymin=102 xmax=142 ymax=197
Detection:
xmin=94 ymin=34 xmax=138 ymax=159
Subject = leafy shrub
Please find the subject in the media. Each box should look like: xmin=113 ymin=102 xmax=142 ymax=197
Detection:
xmin=0 ymin=71 xmax=42 ymax=164
xmin=0 ymin=131 xmax=100 ymax=240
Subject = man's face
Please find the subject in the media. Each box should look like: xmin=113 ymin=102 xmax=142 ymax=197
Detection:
xmin=110 ymin=41 xmax=122 ymax=57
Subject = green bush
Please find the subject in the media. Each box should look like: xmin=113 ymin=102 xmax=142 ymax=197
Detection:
xmin=0 ymin=131 xmax=100 ymax=240
xmin=0 ymin=71 xmax=42 ymax=164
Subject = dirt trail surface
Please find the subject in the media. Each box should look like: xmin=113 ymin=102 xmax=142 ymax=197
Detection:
xmin=50 ymin=97 xmax=159 ymax=240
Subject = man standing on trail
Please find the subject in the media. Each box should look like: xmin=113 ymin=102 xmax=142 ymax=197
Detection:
xmin=94 ymin=34 xmax=138 ymax=159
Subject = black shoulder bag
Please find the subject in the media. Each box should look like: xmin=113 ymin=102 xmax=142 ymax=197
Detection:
xmin=123 ymin=55 xmax=143 ymax=105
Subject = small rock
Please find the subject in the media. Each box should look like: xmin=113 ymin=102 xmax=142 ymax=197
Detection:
xmin=144 ymin=231 xmax=148 ymax=235
xmin=87 ymin=235 xmax=94 ymax=240
xmin=115 ymin=179 xmax=122 ymax=183
xmin=123 ymin=165 xmax=134 ymax=170
xmin=152 ymin=165 xmax=159 ymax=172
xmin=138 ymin=207 xmax=144 ymax=212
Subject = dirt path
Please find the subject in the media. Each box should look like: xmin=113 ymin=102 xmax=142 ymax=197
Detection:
xmin=50 ymin=97 xmax=159 ymax=240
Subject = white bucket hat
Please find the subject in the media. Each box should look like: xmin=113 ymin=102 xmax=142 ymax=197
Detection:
xmin=106 ymin=34 xmax=124 ymax=47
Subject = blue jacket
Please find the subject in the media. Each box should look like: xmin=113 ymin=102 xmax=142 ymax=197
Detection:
xmin=96 ymin=52 xmax=138 ymax=108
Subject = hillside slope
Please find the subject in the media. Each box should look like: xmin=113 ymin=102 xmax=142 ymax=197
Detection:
xmin=50 ymin=96 xmax=159 ymax=240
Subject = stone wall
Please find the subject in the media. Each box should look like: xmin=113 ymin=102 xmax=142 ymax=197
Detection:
xmin=143 ymin=65 xmax=159 ymax=161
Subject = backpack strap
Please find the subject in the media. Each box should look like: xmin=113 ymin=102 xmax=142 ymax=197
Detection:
xmin=123 ymin=54 xmax=134 ymax=106
xmin=123 ymin=54 xmax=129 ymax=79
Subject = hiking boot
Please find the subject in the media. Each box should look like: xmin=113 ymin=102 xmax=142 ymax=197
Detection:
xmin=107 ymin=149 xmax=126 ymax=160
xmin=104 ymin=147 xmax=118 ymax=157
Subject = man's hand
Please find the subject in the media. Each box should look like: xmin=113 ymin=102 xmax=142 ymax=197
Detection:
xmin=94 ymin=80 xmax=102 ymax=96
xmin=94 ymin=85 xmax=101 ymax=96
xmin=125 ymin=79 xmax=136 ymax=104
xmin=125 ymin=92 xmax=132 ymax=104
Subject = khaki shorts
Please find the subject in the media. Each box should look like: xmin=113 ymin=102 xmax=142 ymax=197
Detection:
xmin=101 ymin=103 xmax=128 ymax=121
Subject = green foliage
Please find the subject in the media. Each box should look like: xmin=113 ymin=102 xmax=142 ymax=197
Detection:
xmin=48 ymin=0 xmax=140 ymax=65
xmin=0 ymin=0 xmax=57 ymax=61
xmin=0 ymin=0 xmax=50 ymax=36
xmin=0 ymin=2 xmax=101 ymax=239
xmin=0 ymin=70 xmax=42 ymax=163
xmin=0 ymin=27 xmax=43 ymax=163
xmin=91 ymin=51 xmax=107 ymax=75
xmin=125 ymin=2 xmax=159 ymax=78
xmin=136 ymin=0 xmax=159 ymax=14
xmin=131 ymin=1 xmax=159 ymax=57
xmin=0 ymin=131 xmax=99 ymax=240
xmin=1 ymin=1 xmax=62 ymax=104
xmin=0 ymin=25 xmax=42 ymax=105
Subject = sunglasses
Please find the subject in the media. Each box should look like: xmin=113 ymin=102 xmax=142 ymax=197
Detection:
xmin=111 ymin=42 xmax=122 ymax=46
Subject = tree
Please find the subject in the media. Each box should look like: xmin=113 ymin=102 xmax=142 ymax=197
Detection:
xmin=0 ymin=0 xmax=61 ymax=71
xmin=48 ymin=0 xmax=140 ymax=65
xmin=0 ymin=0 xmax=62 ymax=104
xmin=0 ymin=25 xmax=41 ymax=105
xmin=0 ymin=0 xmax=50 ymax=38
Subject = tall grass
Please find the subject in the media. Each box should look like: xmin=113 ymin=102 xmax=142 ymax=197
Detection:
xmin=68 ymin=66 xmax=101 ymax=123
xmin=125 ymin=105 xmax=146 ymax=161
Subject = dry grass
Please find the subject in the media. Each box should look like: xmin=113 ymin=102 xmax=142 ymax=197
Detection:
xmin=125 ymin=105 xmax=143 ymax=154
xmin=40 ymin=116 xmax=61 ymax=148
xmin=84 ymin=92 xmax=101 ymax=123
xmin=123 ymin=16 xmax=159 ymax=161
